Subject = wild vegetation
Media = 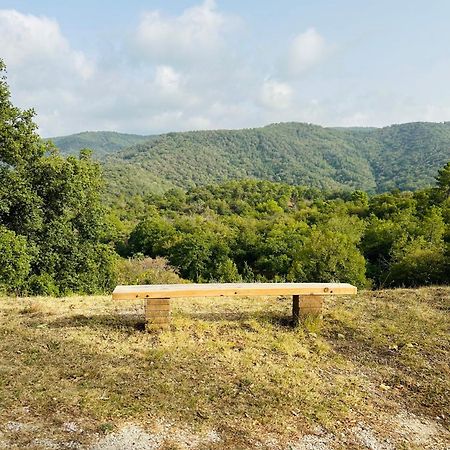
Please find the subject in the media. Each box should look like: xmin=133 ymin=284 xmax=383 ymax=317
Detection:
xmin=0 ymin=60 xmax=449 ymax=296
xmin=108 ymin=169 xmax=450 ymax=289
xmin=0 ymin=45 xmax=449 ymax=448
xmin=49 ymin=131 xmax=153 ymax=158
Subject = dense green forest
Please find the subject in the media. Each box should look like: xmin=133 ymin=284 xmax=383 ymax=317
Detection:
xmin=49 ymin=131 xmax=153 ymax=157
xmin=107 ymin=171 xmax=450 ymax=289
xmin=52 ymin=122 xmax=450 ymax=197
xmin=1 ymin=60 xmax=449 ymax=295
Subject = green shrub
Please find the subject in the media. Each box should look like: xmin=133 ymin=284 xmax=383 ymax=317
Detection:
xmin=26 ymin=273 xmax=59 ymax=296
xmin=388 ymin=238 xmax=446 ymax=286
xmin=0 ymin=227 xmax=31 ymax=293
xmin=115 ymin=256 xmax=186 ymax=285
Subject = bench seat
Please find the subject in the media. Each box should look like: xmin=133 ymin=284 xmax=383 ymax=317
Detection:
xmin=112 ymin=282 xmax=357 ymax=330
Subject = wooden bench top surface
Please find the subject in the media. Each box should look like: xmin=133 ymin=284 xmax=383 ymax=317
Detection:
xmin=112 ymin=282 xmax=357 ymax=300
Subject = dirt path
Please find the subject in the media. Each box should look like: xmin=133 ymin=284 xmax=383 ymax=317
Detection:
xmin=1 ymin=409 xmax=448 ymax=449
xmin=88 ymin=412 xmax=450 ymax=450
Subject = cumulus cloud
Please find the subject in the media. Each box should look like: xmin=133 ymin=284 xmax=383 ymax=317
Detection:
xmin=0 ymin=4 xmax=252 ymax=136
xmin=260 ymin=80 xmax=293 ymax=110
xmin=0 ymin=9 xmax=93 ymax=81
xmin=154 ymin=65 xmax=182 ymax=93
xmin=134 ymin=0 xmax=238 ymax=65
xmin=0 ymin=9 xmax=97 ymax=135
xmin=2 ymin=4 xmax=446 ymax=137
xmin=288 ymin=28 xmax=328 ymax=75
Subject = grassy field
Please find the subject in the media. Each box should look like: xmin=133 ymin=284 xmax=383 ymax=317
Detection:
xmin=0 ymin=288 xmax=449 ymax=449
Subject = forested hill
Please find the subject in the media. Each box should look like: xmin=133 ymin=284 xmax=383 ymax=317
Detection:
xmin=48 ymin=131 xmax=154 ymax=157
xmin=52 ymin=122 xmax=450 ymax=195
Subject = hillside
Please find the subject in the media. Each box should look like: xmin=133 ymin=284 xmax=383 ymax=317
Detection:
xmin=48 ymin=131 xmax=154 ymax=157
xmin=50 ymin=122 xmax=450 ymax=196
xmin=0 ymin=288 xmax=448 ymax=449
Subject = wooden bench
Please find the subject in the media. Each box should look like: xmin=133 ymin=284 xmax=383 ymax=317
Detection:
xmin=112 ymin=282 xmax=357 ymax=330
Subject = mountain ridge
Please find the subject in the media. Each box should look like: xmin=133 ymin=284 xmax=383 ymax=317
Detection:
xmin=49 ymin=121 xmax=450 ymax=196
xmin=48 ymin=131 xmax=155 ymax=158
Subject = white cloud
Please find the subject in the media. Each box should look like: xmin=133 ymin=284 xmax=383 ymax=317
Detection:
xmin=288 ymin=28 xmax=328 ymax=75
xmin=154 ymin=65 xmax=182 ymax=93
xmin=134 ymin=0 xmax=238 ymax=64
xmin=0 ymin=9 xmax=97 ymax=136
xmin=260 ymin=80 xmax=293 ymax=110
xmin=0 ymin=4 xmax=256 ymax=136
xmin=0 ymin=9 xmax=93 ymax=80
xmin=2 ymin=5 xmax=448 ymax=138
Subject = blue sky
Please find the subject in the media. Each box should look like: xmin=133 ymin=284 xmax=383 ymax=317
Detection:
xmin=1 ymin=0 xmax=450 ymax=136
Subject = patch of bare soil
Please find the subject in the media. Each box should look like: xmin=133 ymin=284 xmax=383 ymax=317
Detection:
xmin=87 ymin=412 xmax=449 ymax=450
xmin=1 ymin=410 xmax=448 ymax=450
xmin=89 ymin=421 xmax=221 ymax=450
xmin=392 ymin=411 xmax=450 ymax=449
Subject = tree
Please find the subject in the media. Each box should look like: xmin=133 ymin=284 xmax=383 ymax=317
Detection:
xmin=435 ymin=161 xmax=450 ymax=199
xmin=0 ymin=60 xmax=116 ymax=295
xmin=388 ymin=237 xmax=446 ymax=286
xmin=289 ymin=216 xmax=367 ymax=287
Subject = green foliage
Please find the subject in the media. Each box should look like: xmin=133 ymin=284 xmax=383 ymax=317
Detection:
xmin=289 ymin=217 xmax=367 ymax=286
xmin=2 ymin=58 xmax=450 ymax=293
xmin=114 ymin=162 xmax=450 ymax=288
xmin=388 ymin=237 xmax=446 ymax=286
xmin=49 ymin=132 xmax=172 ymax=197
xmin=115 ymin=256 xmax=185 ymax=285
xmin=49 ymin=131 xmax=153 ymax=157
xmin=435 ymin=161 xmax=450 ymax=199
xmin=0 ymin=226 xmax=31 ymax=293
xmin=128 ymin=216 xmax=176 ymax=257
xmin=0 ymin=60 xmax=116 ymax=295
xmin=27 ymin=273 xmax=59 ymax=297
xmin=97 ymin=122 xmax=450 ymax=198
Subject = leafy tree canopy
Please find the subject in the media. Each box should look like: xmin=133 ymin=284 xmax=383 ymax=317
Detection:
xmin=0 ymin=60 xmax=115 ymax=295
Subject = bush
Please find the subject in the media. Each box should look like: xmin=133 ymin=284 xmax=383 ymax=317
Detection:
xmin=388 ymin=237 xmax=446 ymax=286
xmin=289 ymin=217 xmax=367 ymax=287
xmin=0 ymin=226 xmax=31 ymax=293
xmin=115 ymin=256 xmax=186 ymax=285
xmin=26 ymin=273 xmax=59 ymax=296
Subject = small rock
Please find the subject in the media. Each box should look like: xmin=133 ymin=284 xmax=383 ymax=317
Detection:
xmin=6 ymin=421 xmax=23 ymax=432
xmin=33 ymin=438 xmax=59 ymax=449
xmin=63 ymin=422 xmax=82 ymax=433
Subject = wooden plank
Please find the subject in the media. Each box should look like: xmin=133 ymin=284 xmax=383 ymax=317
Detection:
xmin=146 ymin=310 xmax=170 ymax=317
xmin=145 ymin=303 xmax=171 ymax=311
xmin=113 ymin=282 xmax=357 ymax=300
xmin=145 ymin=299 xmax=171 ymax=321
xmin=144 ymin=298 xmax=171 ymax=304
xmin=300 ymin=295 xmax=323 ymax=316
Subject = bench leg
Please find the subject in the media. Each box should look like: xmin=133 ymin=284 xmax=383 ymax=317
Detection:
xmin=145 ymin=298 xmax=171 ymax=331
xmin=292 ymin=295 xmax=323 ymax=325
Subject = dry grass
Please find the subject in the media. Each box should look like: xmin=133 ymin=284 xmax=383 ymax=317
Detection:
xmin=0 ymin=288 xmax=448 ymax=449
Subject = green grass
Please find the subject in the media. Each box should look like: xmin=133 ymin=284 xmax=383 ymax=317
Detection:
xmin=0 ymin=288 xmax=448 ymax=448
